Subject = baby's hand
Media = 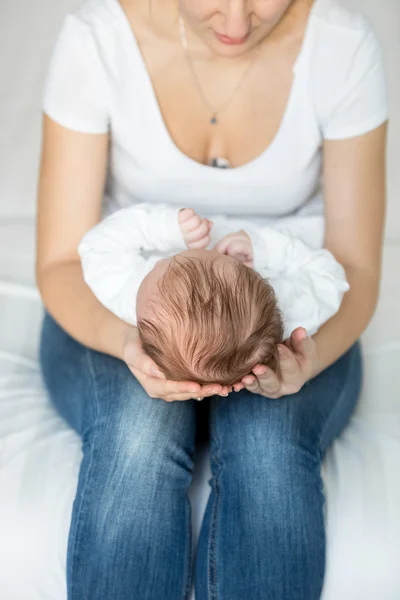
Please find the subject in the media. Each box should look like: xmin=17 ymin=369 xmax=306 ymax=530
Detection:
xmin=214 ymin=230 xmax=254 ymax=267
xmin=178 ymin=208 xmax=213 ymax=250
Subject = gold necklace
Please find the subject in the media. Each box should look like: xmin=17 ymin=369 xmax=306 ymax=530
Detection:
xmin=178 ymin=14 xmax=260 ymax=126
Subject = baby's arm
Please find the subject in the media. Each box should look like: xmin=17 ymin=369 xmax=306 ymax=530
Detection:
xmin=81 ymin=203 xmax=187 ymax=253
xmin=210 ymin=214 xmax=348 ymax=339
xmin=245 ymin=224 xmax=350 ymax=339
xmin=78 ymin=203 xmax=189 ymax=325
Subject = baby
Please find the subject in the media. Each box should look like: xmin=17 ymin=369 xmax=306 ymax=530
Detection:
xmin=135 ymin=227 xmax=284 ymax=386
xmin=78 ymin=203 xmax=349 ymax=386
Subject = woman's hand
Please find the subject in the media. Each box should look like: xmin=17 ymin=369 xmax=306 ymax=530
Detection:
xmin=122 ymin=327 xmax=231 ymax=402
xmin=233 ymin=328 xmax=319 ymax=399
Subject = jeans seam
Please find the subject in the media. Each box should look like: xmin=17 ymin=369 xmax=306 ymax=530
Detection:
xmin=182 ymin=495 xmax=193 ymax=600
xmin=208 ymin=397 xmax=224 ymax=600
xmin=208 ymin=477 xmax=221 ymax=600
xmin=69 ymin=349 xmax=101 ymax=600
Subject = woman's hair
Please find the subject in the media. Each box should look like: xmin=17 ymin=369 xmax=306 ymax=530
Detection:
xmin=137 ymin=254 xmax=284 ymax=386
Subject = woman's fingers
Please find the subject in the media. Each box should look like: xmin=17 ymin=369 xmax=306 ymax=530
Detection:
xmin=137 ymin=355 xmax=166 ymax=379
xmin=124 ymin=339 xmax=167 ymax=380
xmin=233 ymin=382 xmax=245 ymax=392
xmin=277 ymin=344 xmax=299 ymax=376
xmin=220 ymin=385 xmax=232 ymax=396
xmin=124 ymin=324 xmax=232 ymax=403
xmin=166 ymin=383 xmax=231 ymax=402
xmin=292 ymin=326 xmax=307 ymax=343
xmin=234 ymin=329 xmax=316 ymax=400
xmin=236 ymin=363 xmax=282 ymax=397
xmin=132 ymin=367 xmax=232 ymax=403
xmin=129 ymin=340 xmax=233 ymax=402
xmin=289 ymin=328 xmax=315 ymax=365
xmin=198 ymin=383 xmax=232 ymax=397
xmin=251 ymin=367 xmax=281 ymax=396
xmin=163 ymin=392 xmax=204 ymax=402
xmin=242 ymin=378 xmax=260 ymax=394
xmin=287 ymin=327 xmax=307 ymax=353
xmin=286 ymin=327 xmax=318 ymax=371
xmin=160 ymin=386 xmax=231 ymax=403
xmin=287 ymin=327 xmax=317 ymax=365
xmin=131 ymin=369 xmax=201 ymax=397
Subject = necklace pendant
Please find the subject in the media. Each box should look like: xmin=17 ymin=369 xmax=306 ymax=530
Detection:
xmin=210 ymin=115 xmax=218 ymax=125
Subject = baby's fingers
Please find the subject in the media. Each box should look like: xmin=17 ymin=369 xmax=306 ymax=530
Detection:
xmin=187 ymin=235 xmax=210 ymax=250
xmin=185 ymin=219 xmax=210 ymax=243
xmin=178 ymin=208 xmax=198 ymax=229
xmin=215 ymin=236 xmax=232 ymax=255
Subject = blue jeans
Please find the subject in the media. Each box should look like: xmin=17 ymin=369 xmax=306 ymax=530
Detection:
xmin=39 ymin=310 xmax=362 ymax=600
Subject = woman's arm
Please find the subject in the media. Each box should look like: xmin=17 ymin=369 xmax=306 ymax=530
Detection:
xmin=312 ymin=122 xmax=387 ymax=374
xmin=236 ymin=123 xmax=387 ymax=397
xmin=36 ymin=116 xmax=229 ymax=400
xmin=36 ymin=115 xmax=130 ymax=358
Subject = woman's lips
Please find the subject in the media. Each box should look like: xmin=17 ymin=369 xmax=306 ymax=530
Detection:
xmin=215 ymin=31 xmax=250 ymax=45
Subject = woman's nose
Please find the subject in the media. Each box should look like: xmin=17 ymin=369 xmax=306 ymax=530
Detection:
xmin=220 ymin=0 xmax=251 ymax=39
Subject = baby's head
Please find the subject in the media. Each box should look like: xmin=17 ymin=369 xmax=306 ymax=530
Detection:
xmin=136 ymin=249 xmax=283 ymax=386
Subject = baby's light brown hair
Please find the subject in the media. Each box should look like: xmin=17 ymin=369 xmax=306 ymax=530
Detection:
xmin=137 ymin=254 xmax=284 ymax=386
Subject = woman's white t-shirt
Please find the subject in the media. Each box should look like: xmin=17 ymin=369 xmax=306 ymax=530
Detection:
xmin=42 ymin=0 xmax=388 ymax=222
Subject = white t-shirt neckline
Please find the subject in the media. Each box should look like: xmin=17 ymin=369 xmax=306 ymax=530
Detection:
xmin=108 ymin=0 xmax=320 ymax=174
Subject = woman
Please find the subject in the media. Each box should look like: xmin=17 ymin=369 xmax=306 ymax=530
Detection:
xmin=36 ymin=0 xmax=387 ymax=598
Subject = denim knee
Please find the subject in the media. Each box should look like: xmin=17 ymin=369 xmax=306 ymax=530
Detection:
xmin=87 ymin=361 xmax=198 ymax=475
xmin=216 ymin=395 xmax=317 ymax=489
xmin=210 ymin=343 xmax=361 ymax=476
xmin=76 ymin=374 xmax=197 ymax=549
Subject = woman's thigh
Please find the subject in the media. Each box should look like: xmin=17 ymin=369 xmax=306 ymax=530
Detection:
xmin=39 ymin=310 xmax=198 ymax=444
xmin=210 ymin=341 xmax=362 ymax=462
xmin=196 ymin=342 xmax=362 ymax=600
xmin=40 ymin=311 xmax=199 ymax=600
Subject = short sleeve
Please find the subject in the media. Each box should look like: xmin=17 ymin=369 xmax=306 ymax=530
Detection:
xmin=43 ymin=15 xmax=110 ymax=134
xmin=321 ymin=24 xmax=388 ymax=140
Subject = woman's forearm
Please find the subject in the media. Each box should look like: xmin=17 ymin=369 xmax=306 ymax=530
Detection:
xmin=37 ymin=259 xmax=133 ymax=360
xmin=311 ymin=264 xmax=380 ymax=377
